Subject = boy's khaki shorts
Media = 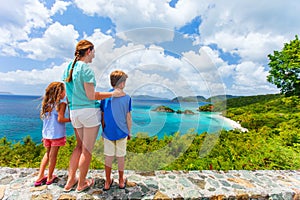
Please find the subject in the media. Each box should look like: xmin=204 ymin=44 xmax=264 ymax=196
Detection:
xmin=103 ymin=137 xmax=127 ymax=157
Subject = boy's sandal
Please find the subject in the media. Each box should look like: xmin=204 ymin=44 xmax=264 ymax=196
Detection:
xmin=103 ymin=178 xmax=114 ymax=191
xmin=119 ymin=178 xmax=127 ymax=189
xmin=34 ymin=176 xmax=47 ymax=187
xmin=75 ymin=178 xmax=95 ymax=193
xmin=46 ymin=175 xmax=58 ymax=185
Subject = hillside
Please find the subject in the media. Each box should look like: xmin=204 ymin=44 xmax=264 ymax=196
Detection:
xmin=132 ymin=95 xmax=169 ymax=100
xmin=210 ymin=93 xmax=280 ymax=112
xmin=171 ymin=95 xmax=206 ymax=102
xmin=206 ymin=94 xmax=240 ymax=102
xmin=171 ymin=94 xmax=239 ymax=102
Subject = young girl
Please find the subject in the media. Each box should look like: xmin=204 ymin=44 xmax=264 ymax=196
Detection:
xmin=34 ymin=82 xmax=71 ymax=186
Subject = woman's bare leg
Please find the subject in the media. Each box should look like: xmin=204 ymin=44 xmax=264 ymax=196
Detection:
xmin=76 ymin=126 xmax=99 ymax=190
xmin=64 ymin=129 xmax=82 ymax=190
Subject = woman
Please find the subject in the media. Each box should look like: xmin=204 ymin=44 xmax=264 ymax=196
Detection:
xmin=62 ymin=39 xmax=124 ymax=192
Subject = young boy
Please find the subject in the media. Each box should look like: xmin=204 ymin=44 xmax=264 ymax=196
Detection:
xmin=100 ymin=70 xmax=132 ymax=190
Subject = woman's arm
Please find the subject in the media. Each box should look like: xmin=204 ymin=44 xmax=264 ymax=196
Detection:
xmin=84 ymin=82 xmax=126 ymax=100
xmin=57 ymin=102 xmax=71 ymax=123
xmin=84 ymin=83 xmax=113 ymax=100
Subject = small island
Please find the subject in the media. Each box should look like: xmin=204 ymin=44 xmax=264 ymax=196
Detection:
xmin=152 ymin=105 xmax=175 ymax=113
xmin=152 ymin=106 xmax=195 ymax=115
xmin=176 ymin=109 xmax=195 ymax=115
xmin=197 ymin=104 xmax=214 ymax=112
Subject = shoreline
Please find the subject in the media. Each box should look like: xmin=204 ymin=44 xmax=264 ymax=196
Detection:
xmin=214 ymin=113 xmax=248 ymax=132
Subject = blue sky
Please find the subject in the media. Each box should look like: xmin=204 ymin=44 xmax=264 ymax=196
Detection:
xmin=0 ymin=0 xmax=299 ymax=98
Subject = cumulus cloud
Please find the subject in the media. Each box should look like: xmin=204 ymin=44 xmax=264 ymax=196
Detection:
xmin=50 ymin=0 xmax=72 ymax=16
xmin=0 ymin=61 xmax=69 ymax=86
xmin=223 ymin=61 xmax=279 ymax=95
xmin=73 ymin=0 xmax=206 ymax=30
xmin=0 ymin=0 xmax=51 ymax=56
xmin=0 ymin=0 xmax=72 ymax=58
xmin=89 ymin=36 xmax=223 ymax=98
xmin=18 ymin=22 xmax=79 ymax=60
xmin=199 ymin=0 xmax=300 ymax=63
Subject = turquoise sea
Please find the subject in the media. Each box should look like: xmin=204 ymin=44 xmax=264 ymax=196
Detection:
xmin=0 ymin=94 xmax=233 ymax=143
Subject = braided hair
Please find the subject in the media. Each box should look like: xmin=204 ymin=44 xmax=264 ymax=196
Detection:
xmin=65 ymin=40 xmax=94 ymax=82
xmin=40 ymin=82 xmax=65 ymax=119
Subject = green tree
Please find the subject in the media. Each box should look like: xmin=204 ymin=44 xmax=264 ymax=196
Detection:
xmin=267 ymin=35 xmax=300 ymax=97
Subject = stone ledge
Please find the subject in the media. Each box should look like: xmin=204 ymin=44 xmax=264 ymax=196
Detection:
xmin=0 ymin=167 xmax=300 ymax=199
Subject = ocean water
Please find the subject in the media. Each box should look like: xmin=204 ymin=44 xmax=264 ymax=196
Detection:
xmin=0 ymin=95 xmax=232 ymax=143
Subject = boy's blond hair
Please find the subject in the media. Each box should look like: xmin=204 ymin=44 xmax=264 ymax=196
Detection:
xmin=110 ymin=70 xmax=128 ymax=87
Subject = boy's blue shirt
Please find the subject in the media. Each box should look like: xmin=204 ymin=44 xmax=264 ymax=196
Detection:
xmin=100 ymin=89 xmax=132 ymax=141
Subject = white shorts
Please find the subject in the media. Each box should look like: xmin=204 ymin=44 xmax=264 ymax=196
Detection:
xmin=70 ymin=108 xmax=101 ymax=128
xmin=103 ymin=137 xmax=127 ymax=157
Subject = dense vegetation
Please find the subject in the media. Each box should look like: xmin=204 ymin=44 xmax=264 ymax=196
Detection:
xmin=1 ymin=94 xmax=299 ymax=170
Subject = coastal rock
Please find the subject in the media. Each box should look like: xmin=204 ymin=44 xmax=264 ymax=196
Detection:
xmin=152 ymin=106 xmax=175 ymax=113
xmin=176 ymin=109 xmax=195 ymax=114
xmin=183 ymin=110 xmax=194 ymax=115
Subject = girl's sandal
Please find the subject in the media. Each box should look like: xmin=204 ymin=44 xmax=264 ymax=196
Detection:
xmin=46 ymin=175 xmax=58 ymax=185
xmin=34 ymin=177 xmax=47 ymax=187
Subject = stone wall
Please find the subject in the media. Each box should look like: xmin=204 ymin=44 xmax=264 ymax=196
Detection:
xmin=0 ymin=167 xmax=300 ymax=199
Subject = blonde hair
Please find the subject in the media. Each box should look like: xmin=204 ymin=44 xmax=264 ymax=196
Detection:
xmin=65 ymin=40 xmax=94 ymax=82
xmin=40 ymin=82 xmax=65 ymax=119
xmin=110 ymin=70 xmax=128 ymax=87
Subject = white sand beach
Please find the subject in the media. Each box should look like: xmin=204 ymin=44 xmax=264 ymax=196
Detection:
xmin=214 ymin=113 xmax=248 ymax=132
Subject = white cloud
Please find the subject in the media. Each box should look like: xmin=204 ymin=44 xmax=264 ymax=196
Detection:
xmin=50 ymin=0 xmax=72 ymax=16
xmin=234 ymin=62 xmax=268 ymax=86
xmin=18 ymin=22 xmax=79 ymax=60
xmin=23 ymin=0 xmax=51 ymax=32
xmin=0 ymin=61 xmax=69 ymax=86
xmin=204 ymin=32 xmax=286 ymax=63
xmin=0 ymin=0 xmax=52 ymax=56
xmin=73 ymin=0 xmax=206 ymax=31
xmin=199 ymin=0 xmax=300 ymax=63
xmin=88 ymin=37 xmax=224 ymax=98
xmin=227 ymin=61 xmax=279 ymax=95
xmin=117 ymin=28 xmax=175 ymax=45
